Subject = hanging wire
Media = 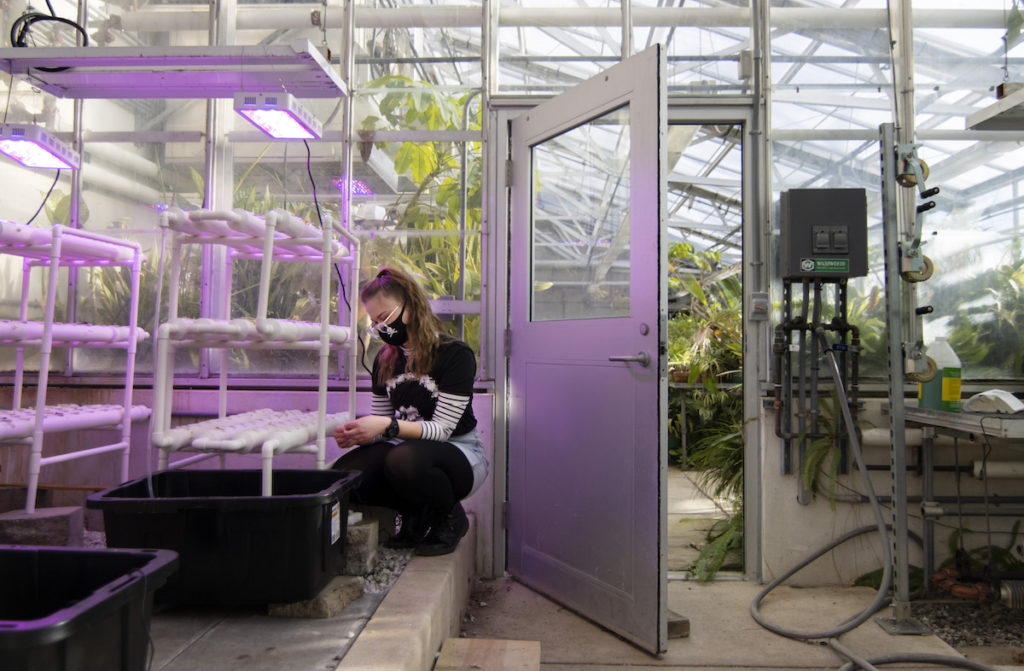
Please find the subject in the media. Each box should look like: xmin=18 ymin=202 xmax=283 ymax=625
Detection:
xmin=303 ymin=139 xmax=372 ymax=376
xmin=25 ymin=170 xmax=61 ymax=225
xmin=3 ymin=73 xmax=14 ymax=124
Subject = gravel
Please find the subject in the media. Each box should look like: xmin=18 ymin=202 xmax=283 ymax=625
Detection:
xmin=913 ymin=599 xmax=1024 ymax=649
xmin=79 ymin=528 xmax=412 ymax=596
xmin=358 ymin=547 xmax=412 ymax=594
xmin=83 ymin=529 xmax=106 ymax=548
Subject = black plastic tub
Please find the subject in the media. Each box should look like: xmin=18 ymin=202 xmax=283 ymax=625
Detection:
xmin=0 ymin=545 xmax=178 ymax=671
xmin=87 ymin=469 xmax=361 ymax=606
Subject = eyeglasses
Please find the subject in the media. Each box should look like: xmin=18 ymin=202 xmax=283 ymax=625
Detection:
xmin=366 ymin=303 xmax=402 ymax=339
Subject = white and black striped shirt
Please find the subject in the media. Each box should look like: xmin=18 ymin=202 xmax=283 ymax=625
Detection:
xmin=371 ymin=338 xmax=477 ymax=442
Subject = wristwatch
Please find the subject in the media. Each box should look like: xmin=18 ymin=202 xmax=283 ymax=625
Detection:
xmin=384 ymin=417 xmax=400 ymax=439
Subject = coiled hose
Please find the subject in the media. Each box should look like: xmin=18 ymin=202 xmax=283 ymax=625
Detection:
xmin=749 ymin=327 xmax=997 ymax=671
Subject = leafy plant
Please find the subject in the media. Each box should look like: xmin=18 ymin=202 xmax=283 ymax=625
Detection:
xmin=667 ymin=241 xmax=743 ymax=477
xmin=942 ymin=520 xmax=1023 ymax=576
xmin=667 ymin=240 xmax=745 ymax=578
xmin=358 ymin=75 xmax=483 ymax=355
xmin=947 ymin=259 xmax=1024 ymax=377
xmin=690 ymin=512 xmax=743 ymax=582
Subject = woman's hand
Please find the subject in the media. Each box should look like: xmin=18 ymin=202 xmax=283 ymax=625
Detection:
xmin=333 ymin=415 xmax=392 ymax=449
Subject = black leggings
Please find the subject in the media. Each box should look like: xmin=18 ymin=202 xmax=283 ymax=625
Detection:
xmin=331 ymin=439 xmax=474 ymax=516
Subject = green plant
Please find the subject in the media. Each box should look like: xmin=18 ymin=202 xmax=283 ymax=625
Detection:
xmin=948 ymin=259 xmax=1024 ymax=377
xmin=941 ymin=520 xmax=1023 ymax=576
xmin=358 ymin=75 xmax=483 ymax=355
xmin=799 ymin=396 xmax=869 ymax=507
xmin=690 ymin=512 xmax=743 ymax=582
xmin=667 ymin=241 xmax=745 ymax=578
xmin=667 ymin=241 xmax=743 ymax=475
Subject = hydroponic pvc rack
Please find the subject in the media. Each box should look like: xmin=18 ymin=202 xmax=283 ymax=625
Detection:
xmin=150 ymin=207 xmax=359 ymax=495
xmin=0 ymin=221 xmax=150 ymax=513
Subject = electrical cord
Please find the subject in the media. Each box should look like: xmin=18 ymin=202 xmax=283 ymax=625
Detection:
xmin=24 ymin=169 xmax=60 ymax=225
xmin=750 ymin=326 xmax=998 ymax=671
xmin=10 ymin=1 xmax=89 ymax=72
xmin=302 ymin=139 xmax=372 ymax=376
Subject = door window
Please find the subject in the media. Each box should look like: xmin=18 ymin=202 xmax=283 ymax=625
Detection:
xmin=531 ymin=105 xmax=631 ymax=322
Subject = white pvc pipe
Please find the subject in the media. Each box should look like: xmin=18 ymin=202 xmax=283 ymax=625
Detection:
xmin=24 ymin=231 xmax=63 ymax=513
xmin=973 ymin=461 xmax=1024 ymax=479
xmin=84 ymin=142 xmax=161 ymax=181
xmin=13 ymin=259 xmax=31 ymax=410
xmin=852 ymin=427 xmax=924 ymax=448
xmin=0 ymin=221 xmax=139 ymax=263
xmin=256 ymin=210 xmax=278 ymax=320
xmin=38 ymin=441 xmax=129 ymax=467
xmin=0 ymin=404 xmax=150 ymax=440
xmin=0 ymin=320 xmax=148 ymax=345
xmin=116 ymin=6 xmax=1013 ymax=33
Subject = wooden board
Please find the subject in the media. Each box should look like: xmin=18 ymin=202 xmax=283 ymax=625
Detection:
xmin=434 ymin=638 xmax=540 ymax=671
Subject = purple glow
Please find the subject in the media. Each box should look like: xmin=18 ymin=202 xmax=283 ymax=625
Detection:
xmin=237 ymin=108 xmax=317 ymax=140
xmin=331 ymin=178 xmax=375 ymax=196
xmin=0 ymin=125 xmax=79 ymax=170
xmin=234 ymin=92 xmax=322 ymax=140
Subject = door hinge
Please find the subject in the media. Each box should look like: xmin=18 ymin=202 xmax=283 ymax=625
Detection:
xmin=501 ymin=501 xmax=509 ymax=529
xmin=505 ymin=159 xmax=513 ymax=187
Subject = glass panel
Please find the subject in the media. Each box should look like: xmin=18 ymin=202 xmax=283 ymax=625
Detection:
xmin=353 ymin=139 xmax=483 ymax=364
xmin=913 ymin=1 xmax=1024 ymax=380
xmin=530 ymin=105 xmax=630 ymax=321
xmin=73 ymin=97 xmax=206 ymax=375
xmin=632 ymin=0 xmax=752 ymax=95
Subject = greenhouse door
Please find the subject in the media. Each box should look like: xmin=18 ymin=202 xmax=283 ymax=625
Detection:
xmin=507 ymin=45 xmax=668 ymax=654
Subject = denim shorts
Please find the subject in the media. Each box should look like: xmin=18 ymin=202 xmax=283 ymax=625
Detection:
xmin=447 ymin=428 xmax=489 ymax=497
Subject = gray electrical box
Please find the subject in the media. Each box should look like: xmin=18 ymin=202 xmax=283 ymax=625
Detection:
xmin=780 ymin=188 xmax=868 ymax=279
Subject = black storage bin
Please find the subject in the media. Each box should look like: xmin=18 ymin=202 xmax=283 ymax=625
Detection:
xmin=0 ymin=545 xmax=178 ymax=671
xmin=87 ymin=469 xmax=361 ymax=605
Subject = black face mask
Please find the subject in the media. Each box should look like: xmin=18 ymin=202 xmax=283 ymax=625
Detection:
xmin=377 ymin=304 xmax=408 ymax=347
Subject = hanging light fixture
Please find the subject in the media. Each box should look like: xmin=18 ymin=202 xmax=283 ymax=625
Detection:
xmin=0 ymin=124 xmax=80 ymax=170
xmin=233 ymin=92 xmax=322 ymax=140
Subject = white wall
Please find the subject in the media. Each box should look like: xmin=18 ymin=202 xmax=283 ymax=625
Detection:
xmin=759 ymin=399 xmax=1024 ymax=586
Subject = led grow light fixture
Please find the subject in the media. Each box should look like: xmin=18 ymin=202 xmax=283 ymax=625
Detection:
xmin=0 ymin=124 xmax=80 ymax=170
xmin=234 ymin=92 xmax=322 ymax=140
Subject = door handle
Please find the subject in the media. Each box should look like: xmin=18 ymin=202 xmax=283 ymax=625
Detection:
xmin=608 ymin=351 xmax=651 ymax=367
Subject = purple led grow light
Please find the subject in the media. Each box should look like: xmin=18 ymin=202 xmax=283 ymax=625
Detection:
xmin=233 ymin=92 xmax=322 ymax=140
xmin=0 ymin=124 xmax=79 ymax=170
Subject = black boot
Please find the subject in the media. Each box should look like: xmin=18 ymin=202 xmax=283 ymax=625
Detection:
xmin=415 ymin=502 xmax=469 ymax=556
xmin=385 ymin=506 xmax=430 ymax=549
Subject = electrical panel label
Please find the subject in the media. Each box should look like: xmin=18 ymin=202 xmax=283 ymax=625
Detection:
xmin=799 ymin=258 xmax=850 ymax=273
xmin=330 ymin=502 xmax=341 ymax=545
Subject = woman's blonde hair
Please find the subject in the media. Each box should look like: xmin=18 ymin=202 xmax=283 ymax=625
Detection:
xmin=361 ymin=267 xmax=445 ymax=384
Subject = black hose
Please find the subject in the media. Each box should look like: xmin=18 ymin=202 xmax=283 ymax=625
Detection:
xmin=10 ymin=4 xmax=89 ymax=73
xmin=749 ymin=327 xmax=997 ymax=671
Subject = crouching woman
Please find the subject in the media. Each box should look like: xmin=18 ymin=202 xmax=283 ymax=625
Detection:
xmin=331 ymin=267 xmax=488 ymax=556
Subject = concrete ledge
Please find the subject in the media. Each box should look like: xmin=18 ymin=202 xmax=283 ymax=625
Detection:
xmin=338 ymin=514 xmax=477 ymax=671
xmin=0 ymin=505 xmax=83 ymax=546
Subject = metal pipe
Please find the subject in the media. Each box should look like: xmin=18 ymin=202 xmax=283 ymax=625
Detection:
xmin=620 ymin=0 xmax=632 ymax=59
xmin=973 ymin=461 xmax=1024 ymax=479
xmin=115 ymin=6 xmax=1022 ymax=32
xmin=457 ymin=89 xmax=481 ymax=343
xmin=84 ymin=142 xmax=161 ymax=180
xmin=880 ymin=121 xmax=913 ymax=615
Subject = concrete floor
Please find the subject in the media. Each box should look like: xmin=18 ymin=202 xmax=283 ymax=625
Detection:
xmin=143 ymin=468 xmax=1024 ymax=671
xmin=461 ymin=577 xmax=1008 ymax=671
xmin=461 ymin=469 xmax=1020 ymax=670
xmin=148 ymin=592 xmax=386 ymax=671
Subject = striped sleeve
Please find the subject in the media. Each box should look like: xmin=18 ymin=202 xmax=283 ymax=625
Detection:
xmin=419 ymin=392 xmax=472 ymax=441
xmin=370 ymin=392 xmax=394 ymax=417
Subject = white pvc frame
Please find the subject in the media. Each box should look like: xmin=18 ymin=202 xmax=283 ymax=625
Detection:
xmin=0 ymin=221 xmax=149 ymax=513
xmin=149 ymin=207 xmax=359 ymax=495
